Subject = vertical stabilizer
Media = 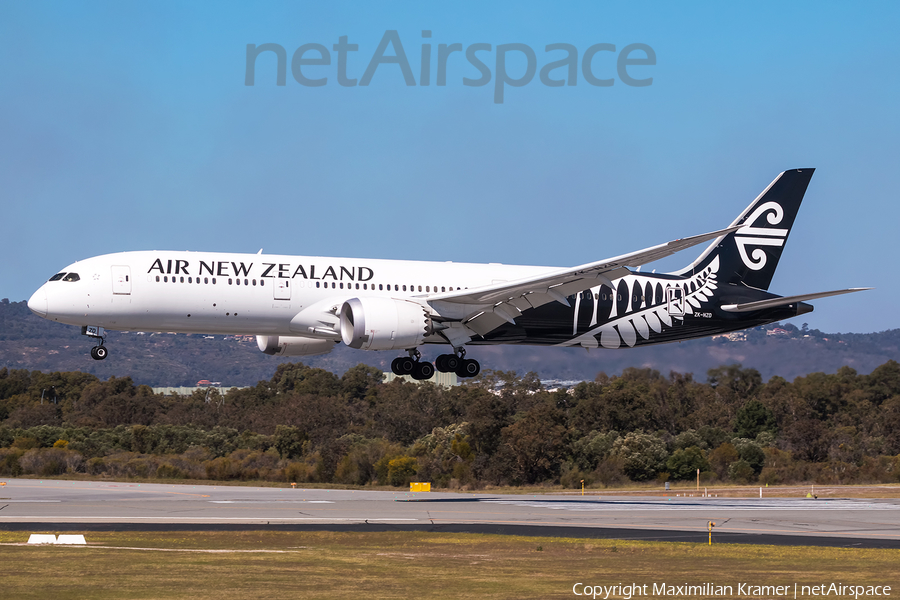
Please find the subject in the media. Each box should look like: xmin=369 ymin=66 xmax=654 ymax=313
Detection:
xmin=675 ymin=168 xmax=814 ymax=290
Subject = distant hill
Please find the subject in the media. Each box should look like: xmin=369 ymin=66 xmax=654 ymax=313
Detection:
xmin=1 ymin=298 xmax=898 ymax=387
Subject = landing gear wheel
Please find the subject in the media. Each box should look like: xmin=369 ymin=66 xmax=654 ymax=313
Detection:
xmin=395 ymin=357 xmax=415 ymax=375
xmin=456 ymin=358 xmax=480 ymax=378
xmin=391 ymin=357 xmax=403 ymax=375
xmin=435 ymin=354 xmax=459 ymax=373
xmin=90 ymin=346 xmax=108 ymax=361
xmin=444 ymin=354 xmax=461 ymax=372
xmin=391 ymin=357 xmax=414 ymax=375
xmin=412 ymin=361 xmax=435 ymax=381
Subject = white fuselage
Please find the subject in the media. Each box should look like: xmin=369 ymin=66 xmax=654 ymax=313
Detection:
xmin=28 ymin=250 xmax=555 ymax=337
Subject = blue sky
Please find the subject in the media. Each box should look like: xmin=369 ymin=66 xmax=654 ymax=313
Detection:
xmin=1 ymin=1 xmax=897 ymax=333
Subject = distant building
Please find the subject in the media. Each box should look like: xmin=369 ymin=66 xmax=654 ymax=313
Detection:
xmin=383 ymin=371 xmax=458 ymax=388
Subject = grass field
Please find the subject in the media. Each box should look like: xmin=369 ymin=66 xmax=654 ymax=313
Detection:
xmin=1 ymin=531 xmax=897 ymax=599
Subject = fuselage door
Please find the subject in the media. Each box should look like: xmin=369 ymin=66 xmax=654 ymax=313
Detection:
xmin=111 ymin=266 xmax=131 ymax=295
xmin=667 ymin=286 xmax=684 ymax=317
xmin=274 ymin=279 xmax=291 ymax=301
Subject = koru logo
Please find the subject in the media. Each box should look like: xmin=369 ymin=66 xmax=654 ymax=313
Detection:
xmin=734 ymin=201 xmax=787 ymax=271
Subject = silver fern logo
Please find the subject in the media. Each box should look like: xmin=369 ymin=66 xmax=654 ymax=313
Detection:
xmin=734 ymin=201 xmax=788 ymax=270
xmin=562 ymin=256 xmax=720 ymax=350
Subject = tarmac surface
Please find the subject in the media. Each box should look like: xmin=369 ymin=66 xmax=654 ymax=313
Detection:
xmin=2 ymin=479 xmax=899 ymax=548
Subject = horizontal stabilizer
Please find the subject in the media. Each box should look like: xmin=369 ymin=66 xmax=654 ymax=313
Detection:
xmin=720 ymin=288 xmax=872 ymax=313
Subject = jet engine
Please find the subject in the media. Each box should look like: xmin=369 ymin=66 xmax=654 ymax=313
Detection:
xmin=340 ymin=297 xmax=430 ymax=350
xmin=256 ymin=335 xmax=337 ymax=357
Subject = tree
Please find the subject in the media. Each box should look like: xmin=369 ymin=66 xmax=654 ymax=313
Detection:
xmin=273 ymin=425 xmax=307 ymax=459
xmin=666 ymin=446 xmax=709 ymax=480
xmin=613 ymin=431 xmax=668 ymax=481
xmin=734 ymin=400 xmax=777 ymax=439
xmin=496 ymin=402 xmax=568 ymax=485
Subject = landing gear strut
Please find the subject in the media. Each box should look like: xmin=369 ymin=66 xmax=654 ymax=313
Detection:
xmin=82 ymin=325 xmax=109 ymax=361
xmin=435 ymin=347 xmax=480 ymax=379
xmin=391 ymin=349 xmax=435 ymax=381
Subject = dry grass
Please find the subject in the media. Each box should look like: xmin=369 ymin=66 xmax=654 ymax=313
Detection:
xmin=0 ymin=530 xmax=897 ymax=599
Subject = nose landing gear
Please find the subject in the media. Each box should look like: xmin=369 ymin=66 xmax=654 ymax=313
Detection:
xmin=82 ymin=325 xmax=109 ymax=361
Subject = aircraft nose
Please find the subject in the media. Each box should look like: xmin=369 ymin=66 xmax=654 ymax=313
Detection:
xmin=28 ymin=287 xmax=48 ymax=317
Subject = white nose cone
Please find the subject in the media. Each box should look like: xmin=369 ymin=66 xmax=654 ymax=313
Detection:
xmin=28 ymin=287 xmax=48 ymax=317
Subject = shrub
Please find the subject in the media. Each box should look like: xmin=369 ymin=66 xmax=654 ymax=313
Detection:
xmin=728 ymin=459 xmax=756 ymax=483
xmin=387 ymin=456 xmax=418 ymax=487
xmin=613 ymin=431 xmax=668 ymax=481
xmin=666 ymin=446 xmax=709 ymax=480
xmin=0 ymin=447 xmax=24 ymax=475
xmin=155 ymin=463 xmax=185 ymax=479
xmin=18 ymin=448 xmax=82 ymax=476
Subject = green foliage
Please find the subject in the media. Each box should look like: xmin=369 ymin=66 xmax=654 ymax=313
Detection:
xmin=1 ymin=359 xmax=900 ymax=488
xmin=613 ymin=431 xmax=668 ymax=481
xmin=386 ymin=456 xmax=418 ymax=487
xmin=666 ymin=446 xmax=709 ymax=480
xmin=734 ymin=399 xmax=777 ymax=438
xmin=273 ymin=425 xmax=307 ymax=459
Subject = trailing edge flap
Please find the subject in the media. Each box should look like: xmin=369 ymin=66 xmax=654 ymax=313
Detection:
xmin=720 ymin=288 xmax=872 ymax=313
xmin=427 ymin=225 xmax=741 ymax=310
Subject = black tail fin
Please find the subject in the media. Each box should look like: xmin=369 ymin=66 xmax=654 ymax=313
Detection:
xmin=675 ymin=168 xmax=815 ymax=290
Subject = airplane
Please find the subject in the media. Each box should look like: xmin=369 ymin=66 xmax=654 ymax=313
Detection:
xmin=27 ymin=168 xmax=868 ymax=380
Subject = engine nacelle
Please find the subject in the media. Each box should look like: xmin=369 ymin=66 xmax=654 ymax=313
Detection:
xmin=256 ymin=335 xmax=337 ymax=357
xmin=340 ymin=297 xmax=430 ymax=350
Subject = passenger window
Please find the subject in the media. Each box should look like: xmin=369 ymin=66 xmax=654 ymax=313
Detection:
xmin=164 ymin=276 xmax=168 ymax=283
xmin=426 ymin=286 xmax=430 ymax=292
xmin=316 ymin=282 xmax=320 ymax=288
xmin=62 ymin=273 xmax=80 ymax=282
xmin=229 ymin=278 xmax=233 ymax=285
xmin=442 ymin=287 xmax=445 ymax=292
xmin=188 ymin=277 xmax=192 ymax=283
xmin=339 ymin=282 xmax=344 ymax=289
xmin=261 ymin=280 xmax=265 ymax=286
xmin=244 ymin=279 xmax=248 ymax=286
xmin=49 ymin=273 xmax=65 ymax=281
xmin=204 ymin=278 xmax=208 ymax=284
xmin=212 ymin=278 xmax=216 ymax=284
xmin=356 ymin=283 xmax=360 ymax=290
xmin=378 ymin=284 xmax=383 ymax=290
xmin=156 ymin=276 xmax=160 ymax=282
xmin=402 ymin=285 xmax=407 ymax=291
xmin=252 ymin=279 xmax=256 ymax=286
xmin=180 ymin=277 xmax=184 ymax=283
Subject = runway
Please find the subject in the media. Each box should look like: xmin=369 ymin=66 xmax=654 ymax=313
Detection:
xmin=2 ymin=479 xmax=899 ymax=548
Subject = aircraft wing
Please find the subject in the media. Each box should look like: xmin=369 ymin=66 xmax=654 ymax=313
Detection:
xmin=427 ymin=225 xmax=740 ymax=336
xmin=720 ymin=288 xmax=872 ymax=312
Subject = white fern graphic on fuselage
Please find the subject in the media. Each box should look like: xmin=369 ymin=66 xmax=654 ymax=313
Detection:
xmin=562 ymin=256 xmax=719 ymax=349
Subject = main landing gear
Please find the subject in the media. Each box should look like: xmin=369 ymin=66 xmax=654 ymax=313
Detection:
xmin=391 ymin=348 xmax=480 ymax=380
xmin=436 ymin=347 xmax=480 ymax=378
xmin=391 ymin=349 xmax=435 ymax=381
xmin=82 ymin=325 xmax=108 ymax=361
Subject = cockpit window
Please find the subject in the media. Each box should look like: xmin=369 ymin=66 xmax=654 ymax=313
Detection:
xmin=49 ymin=273 xmax=66 ymax=281
xmin=62 ymin=273 xmax=80 ymax=282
